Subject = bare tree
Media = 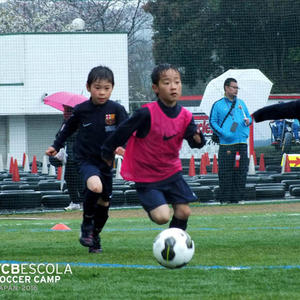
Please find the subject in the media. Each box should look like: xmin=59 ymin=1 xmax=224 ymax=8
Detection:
xmin=0 ymin=0 xmax=154 ymax=111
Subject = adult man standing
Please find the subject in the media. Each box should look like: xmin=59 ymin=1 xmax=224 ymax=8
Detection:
xmin=209 ymin=78 xmax=252 ymax=204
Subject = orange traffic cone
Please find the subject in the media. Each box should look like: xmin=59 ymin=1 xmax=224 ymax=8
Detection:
xmin=285 ymin=154 xmax=291 ymax=172
xmin=51 ymin=223 xmax=71 ymax=231
xmin=259 ymin=153 xmax=266 ymax=171
xmin=200 ymin=154 xmax=207 ymax=175
xmin=31 ymin=155 xmax=38 ymax=174
xmin=57 ymin=166 xmax=62 ymax=180
xmin=188 ymin=155 xmax=196 ymax=177
xmin=9 ymin=156 xmax=14 ymax=174
xmin=12 ymin=159 xmax=20 ymax=182
xmin=212 ymin=154 xmax=218 ymax=174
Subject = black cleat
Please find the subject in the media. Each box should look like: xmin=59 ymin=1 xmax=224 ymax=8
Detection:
xmin=89 ymin=232 xmax=103 ymax=253
xmin=79 ymin=223 xmax=94 ymax=247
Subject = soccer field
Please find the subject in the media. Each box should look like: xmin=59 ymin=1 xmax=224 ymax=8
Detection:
xmin=0 ymin=203 xmax=300 ymax=299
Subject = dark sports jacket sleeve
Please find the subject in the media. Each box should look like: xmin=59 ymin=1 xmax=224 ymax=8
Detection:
xmin=253 ymin=101 xmax=300 ymax=123
xmin=52 ymin=111 xmax=80 ymax=151
xmin=101 ymin=108 xmax=150 ymax=161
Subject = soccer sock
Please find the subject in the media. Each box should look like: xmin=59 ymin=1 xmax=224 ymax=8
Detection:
xmin=82 ymin=189 xmax=101 ymax=225
xmin=93 ymin=204 xmax=110 ymax=233
xmin=169 ymin=216 xmax=188 ymax=231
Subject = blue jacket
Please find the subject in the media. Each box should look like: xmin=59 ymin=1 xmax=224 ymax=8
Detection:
xmin=209 ymin=96 xmax=252 ymax=145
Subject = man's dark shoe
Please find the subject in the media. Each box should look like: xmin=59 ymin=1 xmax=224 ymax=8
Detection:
xmin=79 ymin=223 xmax=94 ymax=247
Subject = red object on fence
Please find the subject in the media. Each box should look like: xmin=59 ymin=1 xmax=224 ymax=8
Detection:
xmin=253 ymin=151 xmax=257 ymax=166
xmin=285 ymin=154 xmax=291 ymax=172
xmin=235 ymin=152 xmax=240 ymax=168
xmin=188 ymin=155 xmax=196 ymax=177
xmin=9 ymin=156 xmax=14 ymax=174
xmin=31 ymin=155 xmax=38 ymax=174
xmin=205 ymin=152 xmax=210 ymax=168
xmin=212 ymin=154 xmax=218 ymax=174
xmin=200 ymin=154 xmax=207 ymax=175
xmin=12 ymin=159 xmax=20 ymax=182
xmin=22 ymin=152 xmax=26 ymax=168
xmin=57 ymin=166 xmax=62 ymax=180
xmin=259 ymin=153 xmax=266 ymax=171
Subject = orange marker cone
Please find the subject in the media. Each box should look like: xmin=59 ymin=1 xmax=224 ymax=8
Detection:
xmin=51 ymin=223 xmax=71 ymax=231
xmin=31 ymin=155 xmax=38 ymax=174
xmin=57 ymin=166 xmax=62 ymax=180
xmin=12 ymin=159 xmax=20 ymax=182
xmin=285 ymin=154 xmax=291 ymax=172
xmin=259 ymin=153 xmax=266 ymax=171
xmin=212 ymin=154 xmax=218 ymax=174
xmin=188 ymin=155 xmax=196 ymax=177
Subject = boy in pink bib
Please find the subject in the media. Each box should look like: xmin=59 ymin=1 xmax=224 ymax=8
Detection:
xmin=102 ymin=64 xmax=205 ymax=230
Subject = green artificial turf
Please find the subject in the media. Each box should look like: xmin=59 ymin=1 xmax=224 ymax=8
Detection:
xmin=0 ymin=208 xmax=300 ymax=299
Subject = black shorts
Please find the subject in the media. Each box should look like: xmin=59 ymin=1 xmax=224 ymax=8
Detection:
xmin=136 ymin=176 xmax=197 ymax=212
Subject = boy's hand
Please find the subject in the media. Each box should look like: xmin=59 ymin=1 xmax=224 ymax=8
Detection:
xmin=46 ymin=146 xmax=57 ymax=156
xmin=193 ymin=128 xmax=202 ymax=144
xmin=244 ymin=118 xmax=250 ymax=126
xmin=114 ymin=146 xmax=125 ymax=157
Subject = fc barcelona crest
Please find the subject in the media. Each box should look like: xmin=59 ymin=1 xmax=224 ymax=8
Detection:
xmin=105 ymin=114 xmax=116 ymax=125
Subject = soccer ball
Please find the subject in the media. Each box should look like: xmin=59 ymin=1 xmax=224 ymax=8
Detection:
xmin=153 ymin=228 xmax=195 ymax=269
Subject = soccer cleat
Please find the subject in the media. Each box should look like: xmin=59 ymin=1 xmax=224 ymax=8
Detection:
xmin=79 ymin=223 xmax=94 ymax=247
xmin=89 ymin=233 xmax=102 ymax=253
xmin=64 ymin=202 xmax=81 ymax=211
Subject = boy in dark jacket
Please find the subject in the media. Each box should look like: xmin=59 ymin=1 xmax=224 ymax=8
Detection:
xmin=46 ymin=66 xmax=128 ymax=253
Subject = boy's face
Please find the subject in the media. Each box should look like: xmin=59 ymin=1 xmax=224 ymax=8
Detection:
xmin=86 ymin=79 xmax=113 ymax=105
xmin=152 ymin=69 xmax=182 ymax=106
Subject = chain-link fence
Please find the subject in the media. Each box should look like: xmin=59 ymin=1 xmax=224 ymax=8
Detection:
xmin=0 ymin=0 xmax=300 ymax=210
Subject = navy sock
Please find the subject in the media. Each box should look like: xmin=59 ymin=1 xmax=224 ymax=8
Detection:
xmin=83 ymin=189 xmax=101 ymax=223
xmin=169 ymin=216 xmax=188 ymax=231
xmin=94 ymin=204 xmax=109 ymax=233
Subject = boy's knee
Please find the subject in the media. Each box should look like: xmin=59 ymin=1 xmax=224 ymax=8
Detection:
xmin=149 ymin=205 xmax=170 ymax=225
xmin=89 ymin=185 xmax=102 ymax=194
xmin=154 ymin=216 xmax=170 ymax=225
xmin=87 ymin=176 xmax=103 ymax=194
xmin=174 ymin=205 xmax=191 ymax=219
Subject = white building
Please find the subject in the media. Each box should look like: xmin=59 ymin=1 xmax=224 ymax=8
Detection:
xmin=0 ymin=32 xmax=128 ymax=164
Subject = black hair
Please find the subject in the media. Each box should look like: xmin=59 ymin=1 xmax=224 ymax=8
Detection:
xmin=151 ymin=63 xmax=181 ymax=85
xmin=224 ymin=78 xmax=237 ymax=90
xmin=87 ymin=66 xmax=114 ymax=87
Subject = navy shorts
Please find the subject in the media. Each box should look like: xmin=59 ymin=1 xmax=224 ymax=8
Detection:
xmin=136 ymin=176 xmax=197 ymax=212
xmin=78 ymin=161 xmax=112 ymax=202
